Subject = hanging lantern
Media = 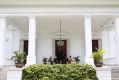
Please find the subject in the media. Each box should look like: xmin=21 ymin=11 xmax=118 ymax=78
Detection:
xmin=57 ymin=20 xmax=64 ymax=46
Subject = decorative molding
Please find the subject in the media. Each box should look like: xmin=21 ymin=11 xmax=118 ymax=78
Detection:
xmin=0 ymin=2 xmax=119 ymax=7
xmin=7 ymin=24 xmax=16 ymax=31
xmin=0 ymin=7 xmax=119 ymax=16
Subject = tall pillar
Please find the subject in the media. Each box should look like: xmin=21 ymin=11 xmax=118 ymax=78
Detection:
xmin=0 ymin=17 xmax=6 ymax=66
xmin=26 ymin=16 xmax=36 ymax=65
xmin=115 ymin=16 xmax=119 ymax=64
xmin=84 ymin=16 xmax=94 ymax=65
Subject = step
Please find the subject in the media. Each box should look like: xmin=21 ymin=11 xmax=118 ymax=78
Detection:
xmin=111 ymin=68 xmax=119 ymax=80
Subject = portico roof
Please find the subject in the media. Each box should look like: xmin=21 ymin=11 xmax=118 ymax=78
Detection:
xmin=0 ymin=1 xmax=119 ymax=7
xmin=0 ymin=0 xmax=118 ymax=2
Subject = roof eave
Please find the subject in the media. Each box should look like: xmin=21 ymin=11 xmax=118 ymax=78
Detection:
xmin=0 ymin=2 xmax=119 ymax=7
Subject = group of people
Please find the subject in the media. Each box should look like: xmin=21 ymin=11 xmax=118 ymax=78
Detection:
xmin=43 ymin=49 xmax=80 ymax=64
xmin=43 ymin=56 xmax=77 ymax=64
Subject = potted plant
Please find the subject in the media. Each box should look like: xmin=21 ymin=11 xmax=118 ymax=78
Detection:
xmin=74 ymin=56 xmax=80 ymax=64
xmin=92 ymin=48 xmax=105 ymax=67
xmin=43 ymin=57 xmax=49 ymax=64
xmin=11 ymin=51 xmax=26 ymax=68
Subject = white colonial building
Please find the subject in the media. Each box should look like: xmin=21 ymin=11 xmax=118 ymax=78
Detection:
xmin=0 ymin=0 xmax=119 ymax=66
xmin=1 ymin=0 xmax=119 ymax=80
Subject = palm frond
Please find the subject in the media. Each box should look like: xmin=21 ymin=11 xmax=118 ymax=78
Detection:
xmin=11 ymin=51 xmax=26 ymax=63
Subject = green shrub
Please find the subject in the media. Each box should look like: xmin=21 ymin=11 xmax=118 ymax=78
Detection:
xmin=22 ymin=64 xmax=98 ymax=80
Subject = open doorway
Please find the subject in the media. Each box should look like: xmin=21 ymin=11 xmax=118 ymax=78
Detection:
xmin=92 ymin=40 xmax=99 ymax=52
xmin=23 ymin=40 xmax=28 ymax=64
xmin=23 ymin=40 xmax=28 ymax=55
xmin=55 ymin=40 xmax=67 ymax=56
xmin=55 ymin=40 xmax=67 ymax=63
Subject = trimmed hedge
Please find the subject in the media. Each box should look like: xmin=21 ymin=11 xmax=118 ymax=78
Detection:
xmin=22 ymin=64 xmax=98 ymax=80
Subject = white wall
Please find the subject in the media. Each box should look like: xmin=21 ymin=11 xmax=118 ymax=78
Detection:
xmin=69 ymin=35 xmax=85 ymax=63
xmin=36 ymin=32 xmax=85 ymax=64
xmin=102 ymin=28 xmax=117 ymax=65
xmin=36 ymin=35 xmax=53 ymax=63
xmin=4 ymin=24 xmax=20 ymax=65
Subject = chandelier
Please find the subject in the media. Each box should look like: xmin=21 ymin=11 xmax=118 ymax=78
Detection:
xmin=57 ymin=20 xmax=64 ymax=46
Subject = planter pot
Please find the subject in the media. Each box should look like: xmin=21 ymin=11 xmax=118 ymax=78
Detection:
xmin=15 ymin=63 xmax=24 ymax=68
xmin=94 ymin=61 xmax=103 ymax=67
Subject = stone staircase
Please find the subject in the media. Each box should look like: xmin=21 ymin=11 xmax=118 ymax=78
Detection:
xmin=0 ymin=68 xmax=7 ymax=80
xmin=112 ymin=67 xmax=119 ymax=80
xmin=0 ymin=66 xmax=118 ymax=80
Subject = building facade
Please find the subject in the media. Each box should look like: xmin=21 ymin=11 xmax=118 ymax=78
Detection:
xmin=0 ymin=1 xmax=119 ymax=66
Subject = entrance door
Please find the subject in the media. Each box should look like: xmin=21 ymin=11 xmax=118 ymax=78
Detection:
xmin=23 ymin=40 xmax=28 ymax=55
xmin=92 ymin=40 xmax=98 ymax=52
xmin=23 ymin=40 xmax=28 ymax=64
xmin=55 ymin=40 xmax=67 ymax=58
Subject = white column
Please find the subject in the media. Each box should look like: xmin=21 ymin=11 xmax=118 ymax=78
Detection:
xmin=26 ymin=16 xmax=36 ymax=65
xmin=0 ymin=17 xmax=6 ymax=66
xmin=84 ymin=16 xmax=94 ymax=65
xmin=115 ymin=16 xmax=119 ymax=64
